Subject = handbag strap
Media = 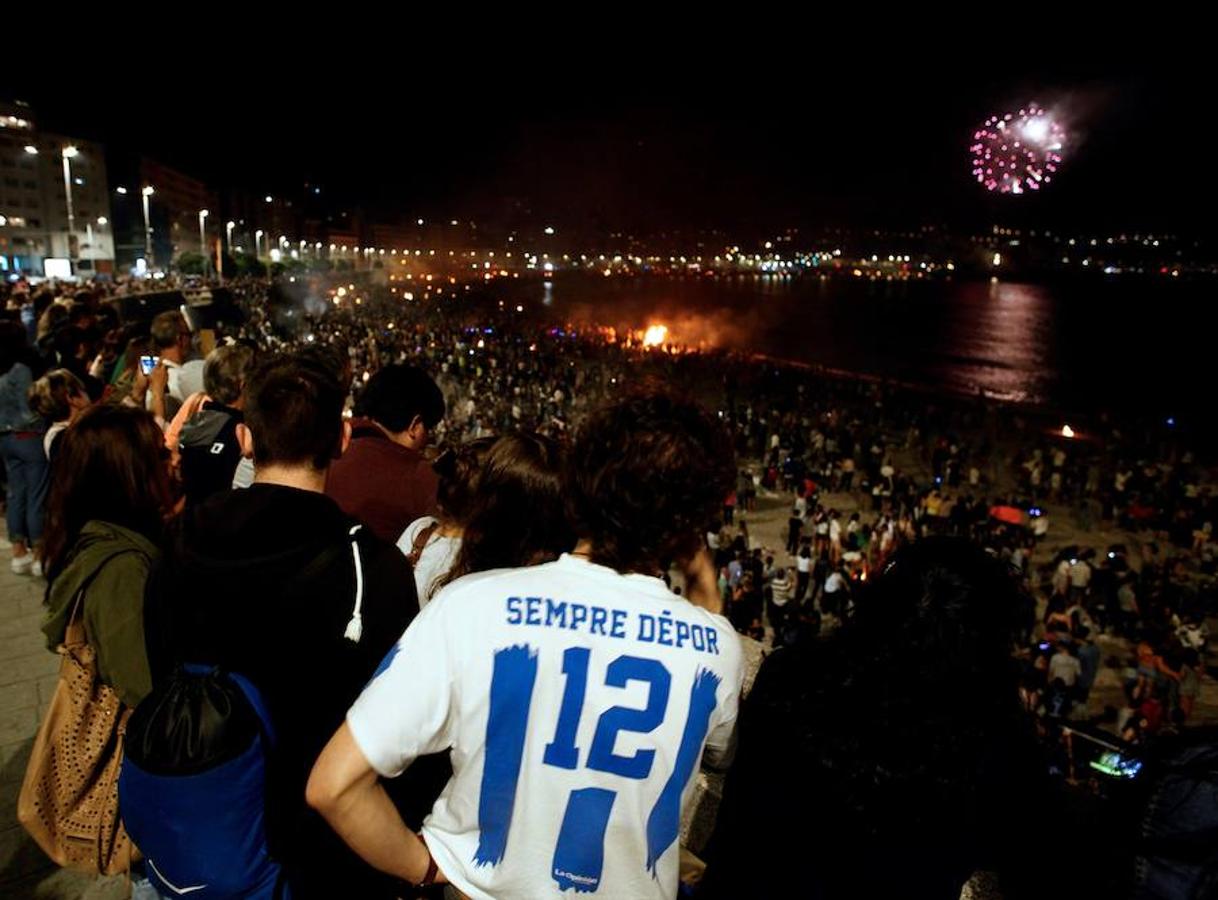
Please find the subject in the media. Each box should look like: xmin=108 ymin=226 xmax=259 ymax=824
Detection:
xmin=62 ymin=549 xmax=141 ymax=649
xmin=408 ymin=522 xmax=440 ymax=568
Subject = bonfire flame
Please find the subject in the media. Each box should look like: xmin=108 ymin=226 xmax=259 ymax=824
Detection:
xmin=642 ymin=324 xmax=669 ymax=347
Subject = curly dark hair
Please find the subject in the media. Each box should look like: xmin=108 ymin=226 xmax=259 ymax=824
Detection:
xmin=566 ymin=387 xmax=735 ymax=573
xmin=703 ymin=537 xmax=1062 ymax=899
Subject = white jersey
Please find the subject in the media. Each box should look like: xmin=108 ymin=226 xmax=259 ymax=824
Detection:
xmin=347 ymin=554 xmax=743 ymax=900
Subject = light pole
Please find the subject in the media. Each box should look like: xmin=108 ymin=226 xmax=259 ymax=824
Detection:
xmin=141 ymin=186 xmax=155 ymax=266
xmin=61 ymin=146 xmax=79 ymax=268
xmin=198 ymin=209 xmax=210 ymax=274
xmin=255 ymin=229 xmax=264 ymax=258
xmin=226 ymin=220 xmax=235 ymax=255
xmin=89 ymin=216 xmax=107 ymax=266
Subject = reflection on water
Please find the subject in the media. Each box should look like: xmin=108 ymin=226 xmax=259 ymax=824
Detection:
xmin=531 ymin=274 xmax=1210 ymax=415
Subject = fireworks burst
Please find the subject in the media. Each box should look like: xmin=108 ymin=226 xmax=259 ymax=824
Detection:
xmin=970 ymin=104 xmax=1065 ymax=194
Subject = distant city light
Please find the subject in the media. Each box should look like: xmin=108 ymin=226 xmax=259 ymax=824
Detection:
xmin=544 ymin=226 xmax=555 ymax=235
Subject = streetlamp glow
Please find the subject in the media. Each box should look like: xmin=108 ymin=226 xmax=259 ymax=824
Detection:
xmin=141 ymin=186 xmax=155 ymax=263
xmin=198 ymin=209 xmax=210 ymax=270
xmin=61 ymin=147 xmax=79 ymax=268
xmin=116 ymin=186 xmax=128 ymax=195
xmin=23 ymin=145 xmax=38 ymax=155
xmin=255 ymin=229 xmax=264 ymax=256
xmin=96 ymin=217 xmax=107 ymax=226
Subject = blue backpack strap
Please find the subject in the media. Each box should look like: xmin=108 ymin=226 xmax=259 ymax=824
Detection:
xmin=227 ymin=671 xmax=277 ymax=748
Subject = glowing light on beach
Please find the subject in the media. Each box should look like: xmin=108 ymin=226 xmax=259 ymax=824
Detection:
xmin=642 ymin=324 xmax=669 ymax=347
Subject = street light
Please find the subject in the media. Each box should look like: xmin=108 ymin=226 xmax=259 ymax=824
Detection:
xmin=85 ymin=216 xmax=108 ymax=259
xmin=24 ymin=145 xmax=38 ymax=155
xmin=255 ymin=229 xmax=264 ymax=257
xmin=226 ymin=220 xmax=235 ymax=254
xmin=61 ymin=147 xmax=79 ymax=267
xmin=198 ymin=209 xmax=210 ymax=273
xmin=141 ymin=186 xmax=155 ymax=263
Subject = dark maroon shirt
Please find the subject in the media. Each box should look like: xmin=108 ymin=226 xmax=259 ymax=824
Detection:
xmin=325 ymin=418 xmax=439 ymax=544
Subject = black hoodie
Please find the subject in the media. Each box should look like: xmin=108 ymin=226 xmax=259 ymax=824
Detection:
xmin=145 ymin=483 xmax=418 ymax=899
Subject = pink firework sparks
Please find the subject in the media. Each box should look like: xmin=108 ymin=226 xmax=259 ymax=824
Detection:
xmin=969 ymin=104 xmax=1066 ymax=194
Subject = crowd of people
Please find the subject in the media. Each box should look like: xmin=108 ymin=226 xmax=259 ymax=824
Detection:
xmin=3 ymin=269 xmax=1218 ymax=898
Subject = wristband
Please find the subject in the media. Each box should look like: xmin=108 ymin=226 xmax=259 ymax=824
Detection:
xmin=416 ymin=832 xmax=438 ymax=887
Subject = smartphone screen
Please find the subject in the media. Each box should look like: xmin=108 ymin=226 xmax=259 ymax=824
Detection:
xmin=139 ymin=354 xmax=159 ymax=376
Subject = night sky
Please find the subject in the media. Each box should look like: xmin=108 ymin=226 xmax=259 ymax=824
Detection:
xmin=5 ymin=43 xmax=1207 ymax=238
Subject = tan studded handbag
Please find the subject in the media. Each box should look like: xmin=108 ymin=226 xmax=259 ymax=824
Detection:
xmin=17 ymin=569 xmax=138 ymax=876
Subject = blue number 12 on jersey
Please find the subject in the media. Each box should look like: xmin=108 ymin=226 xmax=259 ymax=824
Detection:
xmin=473 ymin=643 xmax=722 ymax=893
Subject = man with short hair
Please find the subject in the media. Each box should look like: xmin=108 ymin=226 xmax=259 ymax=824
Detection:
xmin=147 ymin=353 xmax=419 ymax=899
xmin=147 ymin=310 xmax=204 ymax=419
xmin=326 ymin=364 xmax=445 ymax=543
xmin=308 ymin=391 xmax=744 ymax=899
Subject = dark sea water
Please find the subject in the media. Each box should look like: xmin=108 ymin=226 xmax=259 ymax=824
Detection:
xmin=535 ymin=273 xmax=1214 ymax=419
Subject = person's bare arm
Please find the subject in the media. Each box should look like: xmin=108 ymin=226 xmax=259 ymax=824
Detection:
xmin=306 ymin=723 xmax=445 ymax=885
xmin=147 ymin=362 xmax=169 ymax=424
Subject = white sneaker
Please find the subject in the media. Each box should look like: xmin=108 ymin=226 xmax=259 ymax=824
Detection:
xmin=11 ymin=554 xmax=33 ymax=575
xmin=31 ymin=558 xmax=43 ymax=578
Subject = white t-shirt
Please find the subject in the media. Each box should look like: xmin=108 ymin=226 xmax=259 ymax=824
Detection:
xmin=396 ymin=516 xmax=462 ymax=606
xmin=232 ymin=456 xmax=255 ymax=490
xmin=347 ymin=554 xmax=743 ymax=900
xmin=44 ymin=420 xmax=68 ymax=458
